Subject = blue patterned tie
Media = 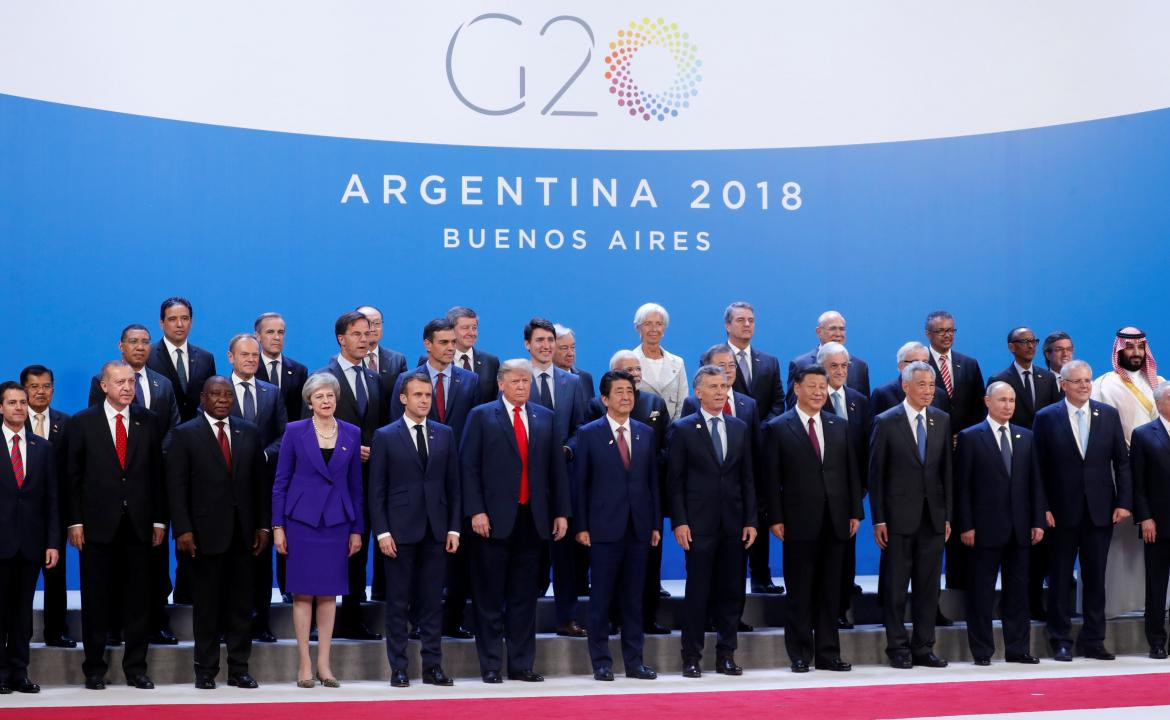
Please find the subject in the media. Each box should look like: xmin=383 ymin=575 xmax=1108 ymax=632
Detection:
xmin=352 ymin=365 xmax=368 ymax=417
xmin=915 ymin=413 xmax=926 ymax=463
xmin=134 ymin=371 xmax=146 ymax=407
xmin=242 ymin=381 xmax=257 ymax=422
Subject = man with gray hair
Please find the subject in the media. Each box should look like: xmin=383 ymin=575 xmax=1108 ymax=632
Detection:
xmin=724 ymin=301 xmax=784 ymax=420
xmin=254 ymin=312 xmax=309 ymax=423
xmin=871 ymin=342 xmax=941 ymax=416
xmin=553 ymin=324 xmax=595 ymax=399
xmin=1131 ymin=381 xmax=1170 ymax=658
xmin=786 ymin=310 xmax=870 ymax=410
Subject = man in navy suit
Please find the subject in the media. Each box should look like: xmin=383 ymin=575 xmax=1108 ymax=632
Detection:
xmin=553 ymin=324 xmax=595 ymax=399
xmin=225 ymin=334 xmax=287 ymax=643
xmin=669 ymin=365 xmax=758 ymax=678
xmin=1033 ymin=360 xmax=1131 ymax=661
xmin=1042 ymin=331 xmax=1076 ymax=380
xmin=1132 ymin=382 xmax=1170 ymax=658
xmin=787 ymin=310 xmax=870 ymax=409
xmin=315 ymin=311 xmax=386 ymax=640
xmin=357 ymin=305 xmax=408 ymax=399
xmin=0 ymin=381 xmax=60 ymax=694
xmin=370 ymin=372 xmax=461 ymax=688
xmin=441 ymin=306 xmax=501 ymax=403
xmin=870 ymin=342 xmax=942 ymax=416
xmin=764 ymin=365 xmax=862 ymax=673
xmin=987 ymin=327 xmax=1061 ymax=428
xmin=573 ymin=370 xmax=661 ymax=681
xmin=955 ymin=382 xmax=1047 ymax=665
xmin=524 ymin=317 xmax=588 ymax=637
xmin=869 ymin=361 xmax=952 ymax=669
xmin=725 ymin=301 xmax=785 ymax=420
xmin=254 ymin=312 xmax=309 ymax=423
xmin=461 ymin=359 xmax=569 ymax=683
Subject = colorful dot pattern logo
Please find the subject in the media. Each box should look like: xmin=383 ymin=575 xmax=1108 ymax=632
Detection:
xmin=605 ymin=18 xmax=701 ymax=122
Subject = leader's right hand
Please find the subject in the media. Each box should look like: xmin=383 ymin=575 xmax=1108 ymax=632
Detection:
xmin=673 ymin=523 xmax=692 ymax=551
xmin=471 ymin=513 xmax=491 ymax=538
xmin=274 ymin=527 xmax=288 ymax=555
xmin=873 ymin=523 xmax=888 ymax=549
xmin=176 ymin=532 xmax=197 ymax=557
xmin=68 ymin=526 xmax=84 ymax=551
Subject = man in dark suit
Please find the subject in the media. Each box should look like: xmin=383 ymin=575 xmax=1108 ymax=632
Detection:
xmin=225 ymin=334 xmax=287 ymax=643
xmin=254 ymin=312 xmax=309 ymax=423
xmin=441 ymin=306 xmax=501 ymax=403
xmin=816 ymin=343 xmax=872 ymax=628
xmin=316 ymin=311 xmax=386 ymax=640
xmin=955 ymin=382 xmax=1046 ymax=665
xmin=764 ymin=366 xmax=861 ymax=673
xmin=461 ymin=359 xmax=570 ymax=683
xmin=988 ymin=327 xmax=1061 ymax=428
xmin=869 ymin=360 xmax=952 ymax=669
xmin=1033 ymin=359 xmax=1132 ymax=661
xmin=870 ymin=342 xmax=943 ymax=416
xmin=553 ymin=324 xmax=595 ymax=399
xmin=19 ymin=365 xmax=73 ymax=649
xmin=67 ymin=361 xmax=166 ymax=690
xmin=573 ymin=370 xmax=661 ymax=681
xmin=1042 ymin=331 xmax=1075 ymax=380
xmin=725 ymin=301 xmax=785 ymax=420
xmin=357 ymin=305 xmax=408 ymax=399
xmin=370 ymin=372 xmax=461 ymax=688
xmin=391 ymin=318 xmax=480 ymax=638
xmin=1132 ymin=382 xmax=1170 ymax=658
xmin=669 ymin=365 xmax=758 ymax=678
xmin=167 ymin=377 xmax=269 ymax=689
xmin=787 ymin=310 xmax=871 ymax=409
xmin=0 ymin=381 xmax=60 ymax=694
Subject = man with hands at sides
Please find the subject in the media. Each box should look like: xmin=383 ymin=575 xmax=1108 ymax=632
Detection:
xmin=1131 ymin=381 xmax=1170 ymax=659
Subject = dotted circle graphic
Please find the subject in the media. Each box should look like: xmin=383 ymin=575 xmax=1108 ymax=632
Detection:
xmin=605 ymin=17 xmax=702 ymax=122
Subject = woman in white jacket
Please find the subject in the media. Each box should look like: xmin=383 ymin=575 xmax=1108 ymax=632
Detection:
xmin=631 ymin=302 xmax=688 ymax=421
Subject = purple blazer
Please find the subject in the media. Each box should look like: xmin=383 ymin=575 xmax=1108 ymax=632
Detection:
xmin=272 ymin=418 xmax=364 ymax=533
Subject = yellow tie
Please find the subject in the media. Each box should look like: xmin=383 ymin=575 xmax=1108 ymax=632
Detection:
xmin=34 ymin=413 xmax=46 ymax=438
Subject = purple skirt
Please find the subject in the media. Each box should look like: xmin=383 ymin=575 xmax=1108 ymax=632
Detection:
xmin=284 ymin=517 xmax=350 ymax=597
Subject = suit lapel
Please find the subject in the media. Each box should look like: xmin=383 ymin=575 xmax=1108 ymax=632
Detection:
xmin=200 ymin=418 xmax=232 ymax=472
xmin=330 ymin=361 xmax=359 ymax=418
xmin=785 ymin=413 xmax=820 ymax=463
xmin=300 ymin=423 xmax=331 ymax=479
xmin=494 ymin=401 xmax=521 ymax=457
xmin=395 ymin=419 xmax=424 ymax=470
xmin=978 ymin=423 xmax=1009 ymax=477
xmin=125 ymin=408 xmax=145 ymax=467
xmin=891 ymin=407 xmax=922 ymax=464
xmin=695 ymin=414 xmax=720 ymax=464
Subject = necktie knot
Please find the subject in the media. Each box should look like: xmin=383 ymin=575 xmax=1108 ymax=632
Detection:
xmin=11 ymin=434 xmax=20 ymax=447
xmin=216 ymin=420 xmax=225 ymax=430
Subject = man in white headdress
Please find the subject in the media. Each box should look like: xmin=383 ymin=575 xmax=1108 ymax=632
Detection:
xmin=1092 ymin=327 xmax=1165 ymax=616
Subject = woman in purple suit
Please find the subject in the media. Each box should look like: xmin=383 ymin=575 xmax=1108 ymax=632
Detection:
xmin=273 ymin=372 xmax=364 ymax=688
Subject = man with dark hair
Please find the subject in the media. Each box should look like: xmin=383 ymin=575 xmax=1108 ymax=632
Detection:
xmin=254 ymin=312 xmax=309 ymax=423
xmin=924 ymin=310 xmax=984 ymax=432
xmin=987 ymin=327 xmax=1061 ymax=428
xmin=356 ymin=305 xmax=408 ymax=400
xmin=1131 ymin=381 xmax=1170 ymax=658
xmin=148 ymin=297 xmax=216 ymax=423
xmin=724 ymin=301 xmax=784 ymax=420
xmin=437 ymin=306 xmax=500 ymax=403
xmin=1043 ymin=331 xmax=1075 ymax=378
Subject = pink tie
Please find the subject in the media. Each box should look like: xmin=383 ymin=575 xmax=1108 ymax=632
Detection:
xmin=10 ymin=435 xmax=24 ymax=488
xmin=616 ymin=427 xmax=631 ymax=470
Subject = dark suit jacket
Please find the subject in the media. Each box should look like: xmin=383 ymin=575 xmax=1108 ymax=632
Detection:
xmin=316 ymin=357 xmax=386 ymax=446
xmin=166 ymin=416 xmax=269 ymax=555
xmin=25 ymin=408 xmax=69 ymax=522
xmin=537 ymin=366 xmax=587 ymax=445
xmin=460 ymin=399 xmax=570 ymax=540
xmin=368 ymin=418 xmax=461 ymax=544
xmin=65 ymin=403 xmax=165 ymax=544
xmin=370 ymin=345 xmax=408 ymax=400
xmin=730 ymin=346 xmax=785 ymax=420
xmin=927 ymin=349 xmax=984 ymax=432
xmin=681 ymin=391 xmax=763 ymax=507
xmin=572 ymin=416 xmax=660 ymax=543
xmin=272 ymin=419 xmax=364 ymax=532
xmin=0 ymin=430 xmax=60 ymax=561
xmin=1132 ymin=418 xmax=1170 ymax=530
xmin=426 ymin=348 xmax=499 ymax=405
xmin=89 ymin=367 xmax=181 ymax=441
xmin=571 ymin=368 xmax=596 ymax=399
xmin=761 ymin=410 xmax=862 ymax=542
xmin=389 ymin=364 xmax=481 ymax=447
xmin=870 ymin=375 xmax=948 ymax=417
xmin=256 ymin=354 xmax=309 ymax=422
xmin=867 ymin=404 xmax=952 ymax=535
xmin=585 ymin=391 xmax=670 ymax=517
xmin=987 ymin=364 xmax=1061 ymax=428
xmin=147 ymin=341 xmax=217 ymax=422
xmin=954 ymin=422 xmax=1047 ymax=547
xmin=229 ymin=377 xmax=287 ymax=464
xmin=667 ymin=411 xmax=757 ymax=536
xmin=787 ymin=348 xmax=871 ymax=409
xmin=822 ymin=385 xmax=871 ymax=490
xmin=1032 ymin=400 xmax=1131 ymax=528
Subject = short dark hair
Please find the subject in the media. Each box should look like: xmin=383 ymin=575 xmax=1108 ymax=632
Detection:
xmin=399 ymin=371 xmax=432 ymax=395
xmin=0 ymin=380 xmax=28 ymax=402
xmin=794 ymin=364 xmax=828 ymax=384
xmin=160 ymin=296 xmax=193 ymax=320
xmin=446 ymin=306 xmax=478 ymax=322
xmin=334 ymin=311 xmax=369 ymax=340
xmin=523 ymin=317 xmax=556 ymax=342
xmin=1007 ymin=326 xmax=1033 ymax=343
xmin=1043 ymin=331 xmax=1072 ymax=355
xmin=120 ymin=323 xmax=151 ymax=341
xmin=924 ymin=310 xmax=953 ymax=330
xmin=599 ymin=369 xmax=636 ymax=398
xmin=423 ymin=317 xmax=455 ymax=342
xmin=20 ymin=364 xmax=53 ymax=385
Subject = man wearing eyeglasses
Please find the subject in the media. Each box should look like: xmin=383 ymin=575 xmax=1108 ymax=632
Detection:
xmin=987 ymin=327 xmax=1061 ymax=429
xmin=924 ymin=311 xmax=985 ymax=434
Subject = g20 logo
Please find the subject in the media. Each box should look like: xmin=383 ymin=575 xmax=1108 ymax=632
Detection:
xmin=446 ymin=14 xmax=700 ymax=121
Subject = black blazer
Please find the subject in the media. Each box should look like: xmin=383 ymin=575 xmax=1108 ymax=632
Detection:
xmin=423 ymin=348 xmax=500 ymax=405
xmin=228 ymin=377 xmax=287 ymax=465
xmin=729 ymin=346 xmax=785 ymax=420
xmin=587 ymin=392 xmax=670 ymax=457
xmin=868 ymin=404 xmax=952 ymax=535
xmin=25 ymin=407 xmax=70 ymax=467
xmin=954 ymin=422 xmax=1047 ymax=547
xmin=166 ymin=417 xmax=269 ymax=555
xmin=89 ymin=367 xmax=181 ymax=441
xmin=822 ymin=385 xmax=871 ymax=489
xmin=869 ymin=375 xmax=946 ymax=417
xmin=572 ymin=416 xmax=660 ymax=543
xmin=147 ymin=341 xmax=217 ymax=422
xmin=787 ymin=348 xmax=871 ymax=410
xmin=986 ymin=364 xmax=1061 ymax=428
xmin=65 ymin=403 xmax=165 ymax=544
xmin=316 ymin=357 xmax=386 ymax=446
xmin=927 ymin=349 xmax=984 ymax=431
xmin=1133 ymin=418 xmax=1170 ymax=530
xmin=256 ymin=354 xmax=309 ymax=422
xmin=1033 ymin=400 xmax=1131 ymax=528
xmin=667 ymin=411 xmax=756 ymax=536
xmin=389 ymin=364 xmax=481 ymax=447
xmin=572 ymin=368 xmax=596 ymax=399
xmin=0 ymin=431 xmax=60 ymax=561
xmin=368 ymin=418 xmax=461 ymax=544
xmin=761 ymin=410 xmax=862 ymax=542
xmin=371 ymin=345 xmax=408 ymax=399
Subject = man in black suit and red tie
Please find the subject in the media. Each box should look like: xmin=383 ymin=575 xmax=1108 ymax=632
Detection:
xmin=0 ymin=381 xmax=60 ymax=695
xmin=1131 ymin=381 xmax=1170 ymax=658
xmin=167 ymin=377 xmax=269 ymax=689
xmin=67 ymin=361 xmax=166 ymax=690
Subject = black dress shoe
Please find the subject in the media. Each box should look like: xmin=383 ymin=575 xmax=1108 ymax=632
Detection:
xmin=738 ymin=620 xmax=754 ymax=632
xmin=336 ymin=623 xmax=382 ymax=640
xmin=228 ymin=673 xmax=258 ymax=688
xmin=555 ymin=621 xmax=587 ymax=638
xmin=913 ymin=653 xmax=948 ymax=668
xmin=105 ymin=632 xmax=122 ymax=647
xmin=889 ymin=654 xmax=913 ymax=669
xmin=252 ymin=629 xmax=278 ymax=643
xmin=84 ymin=676 xmax=107 ymax=690
xmin=195 ymin=677 xmax=217 ymax=690
xmin=644 ymin=622 xmax=671 ymax=635
xmin=149 ymin=629 xmax=179 ymax=645
xmin=1052 ymin=646 xmax=1073 ymax=662
xmin=127 ymin=674 xmax=155 ymax=689
xmin=790 ymin=659 xmax=810 ymax=673
xmin=751 ymin=582 xmax=784 ymax=594
xmin=507 ymin=669 xmax=544 ymax=682
xmin=44 ymin=634 xmax=78 ymax=648
xmin=715 ymin=656 xmax=743 ymax=675
xmin=11 ymin=677 xmax=40 ymax=694
xmin=1082 ymin=646 xmax=1115 ymax=660
xmin=625 ymin=664 xmax=657 ymax=679
xmin=658 ymin=587 xmax=671 ymax=598
xmin=0 ymin=684 xmax=10 ymax=695
xmin=608 ymin=622 xmax=620 ymax=636
xmin=814 ymin=659 xmax=852 ymax=672
xmin=973 ymin=657 xmax=991 ymax=666
xmin=837 ymin=616 xmax=854 ymax=630
xmin=1006 ymin=653 xmax=1040 ymax=664
xmin=681 ymin=661 xmax=702 ymax=678
xmin=1151 ymin=646 xmax=1168 ymax=659
xmin=309 ymin=628 xmax=319 ymax=642
xmin=281 ymin=593 xmax=293 ymax=604
xmin=422 ymin=666 xmax=453 ymax=686
xmin=443 ymin=625 xmax=474 ymax=639
xmin=935 ymin=609 xmax=954 ymax=627
xmin=390 ymin=668 xmax=409 ymax=687
xmin=408 ymin=628 xmax=421 ymax=641
xmin=481 ymin=670 xmax=502 ymax=684
xmin=593 ymin=667 xmax=615 ymax=681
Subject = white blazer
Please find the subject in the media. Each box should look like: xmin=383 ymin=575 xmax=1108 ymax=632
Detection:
xmin=632 ymin=345 xmax=688 ymax=421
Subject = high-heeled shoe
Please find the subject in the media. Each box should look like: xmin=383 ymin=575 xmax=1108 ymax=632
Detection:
xmin=296 ymin=676 xmax=315 ymax=689
xmin=316 ymin=673 xmax=341 ymax=688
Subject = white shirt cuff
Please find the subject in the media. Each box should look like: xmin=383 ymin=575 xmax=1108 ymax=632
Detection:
xmin=376 ymin=532 xmax=390 ymax=540
xmin=153 ymin=523 xmax=166 ymax=529
xmin=447 ymin=531 xmax=460 ymax=537
xmin=67 ymin=524 xmax=82 ymax=529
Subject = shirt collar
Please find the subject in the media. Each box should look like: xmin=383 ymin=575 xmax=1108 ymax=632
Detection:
xmin=699 ymin=407 xmax=723 ymax=424
xmin=205 ymin=412 xmax=229 ymax=430
xmin=427 ymin=360 xmax=452 ymax=376
xmin=1066 ymin=397 xmax=1090 ymax=413
xmin=531 ymin=361 xmax=554 ymax=375
xmin=262 ymin=352 xmax=283 ymax=364
xmin=163 ymin=337 xmax=188 ymax=356
xmin=728 ymin=340 xmax=752 ymax=356
xmin=986 ymin=416 xmax=1011 ymax=435
xmin=231 ymin=372 xmax=253 ymax=386
xmin=902 ymin=398 xmax=927 ymax=419
xmin=1013 ymin=361 xmax=1033 ymax=374
xmin=406 ymin=416 xmax=428 ymax=431
xmin=606 ymin=413 xmax=630 ymax=435
xmin=104 ymin=400 xmax=129 ymax=422
xmin=337 ymin=353 xmax=360 ymax=372
xmin=1 ymin=424 xmax=25 ymax=446
xmin=795 ymin=405 xmax=819 ymax=427
xmin=501 ymin=397 xmax=524 ymax=416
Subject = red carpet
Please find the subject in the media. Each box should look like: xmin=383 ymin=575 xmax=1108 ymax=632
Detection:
xmin=7 ymin=673 xmax=1170 ymax=720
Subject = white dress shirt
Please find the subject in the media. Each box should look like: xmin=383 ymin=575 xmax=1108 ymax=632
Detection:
xmin=986 ymin=416 xmax=1012 ymax=452
xmin=132 ymin=368 xmax=152 ymax=408
xmin=795 ymin=406 xmax=824 ymax=459
xmin=1066 ymin=398 xmax=1092 ymax=455
xmin=262 ymin=353 xmax=283 ymax=383
xmin=606 ymin=414 xmax=631 ymax=442
xmin=928 ymin=346 xmax=952 ymax=380
xmin=29 ymin=409 xmax=50 ymax=439
xmin=700 ymin=407 xmax=728 ymax=453
xmin=531 ymin=362 xmax=556 ymax=407
xmin=163 ymin=337 xmax=190 ymax=379
xmin=454 ymin=347 xmax=476 ymax=371
xmin=2 ymin=424 xmax=29 ymax=474
xmin=501 ymin=397 xmax=529 ymax=435
xmin=231 ymin=373 xmax=258 ymax=415
xmin=205 ymin=412 xmax=231 ymax=449
xmin=903 ymin=399 xmax=928 ymax=446
xmin=336 ymin=354 xmax=366 ymax=400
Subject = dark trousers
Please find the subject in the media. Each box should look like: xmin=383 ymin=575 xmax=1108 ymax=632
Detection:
xmin=39 ymin=541 xmax=69 ymax=640
xmin=152 ymin=528 xmax=175 ymax=632
xmin=442 ymin=517 xmax=474 ymax=631
xmin=881 ymin=504 xmax=944 ymax=657
xmin=81 ymin=514 xmax=150 ymax=679
xmin=251 ymin=541 xmax=274 ymax=632
xmin=783 ymin=517 xmax=845 ymax=665
xmin=470 ymin=504 xmax=541 ymax=674
xmin=340 ymin=483 xmax=372 ymax=626
xmin=966 ymin=538 xmax=1030 ymax=659
xmin=587 ymin=519 xmax=649 ymax=671
xmin=681 ymin=533 xmax=745 ymax=662
xmin=643 ymin=540 xmax=663 ymax=626
xmin=384 ymin=535 xmax=446 ymax=671
xmin=840 ymin=534 xmax=858 ymax=617
xmin=1144 ymin=537 xmax=1170 ymax=649
xmin=1029 ymin=533 xmax=1053 ymax=616
xmin=1047 ymin=508 xmax=1111 ymax=649
xmin=944 ymin=530 xmax=969 ymax=590
xmin=0 ymin=554 xmax=41 ymax=682
xmin=546 ymin=519 xmax=584 ymax=625
xmin=191 ymin=524 xmax=253 ymax=678
xmin=748 ymin=512 xmax=772 ymax=584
